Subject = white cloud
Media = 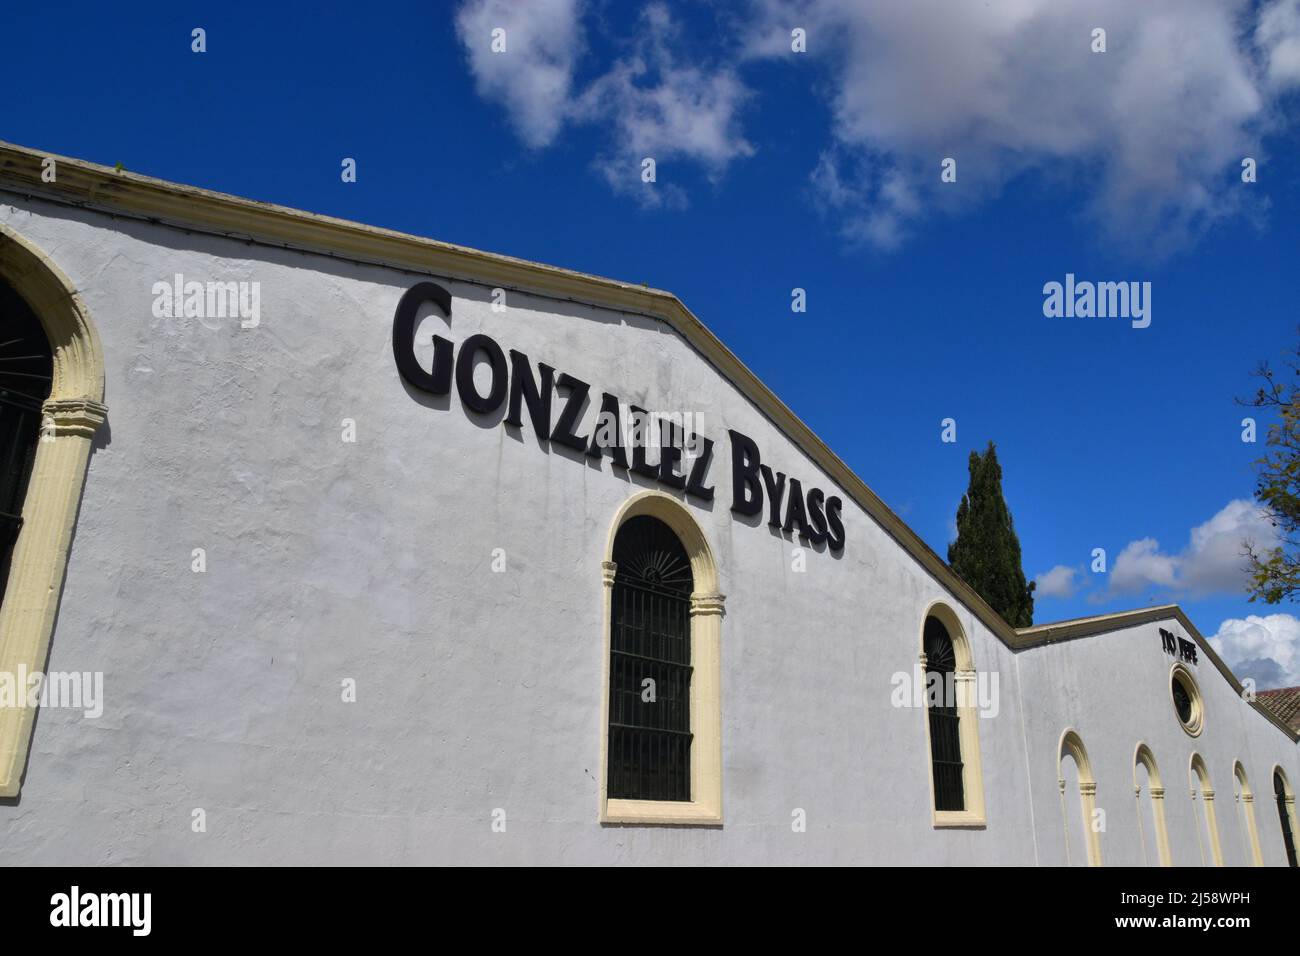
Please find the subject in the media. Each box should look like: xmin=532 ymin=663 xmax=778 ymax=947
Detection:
xmin=1109 ymin=499 xmax=1278 ymax=597
xmin=1035 ymin=564 xmax=1080 ymax=599
xmin=455 ymin=0 xmax=585 ymax=149
xmin=1110 ymin=538 xmax=1180 ymax=593
xmin=572 ymin=5 xmax=754 ymax=207
xmin=1258 ymin=0 xmax=1300 ymax=90
xmin=456 ymin=1 xmax=753 ymax=206
xmin=1210 ymin=613 xmax=1300 ymax=689
xmin=456 ymin=1 xmax=1300 ymax=236
xmin=747 ymin=0 xmax=1283 ymax=251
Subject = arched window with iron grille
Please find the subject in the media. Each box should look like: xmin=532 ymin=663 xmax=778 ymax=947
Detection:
xmin=924 ymin=615 xmax=964 ymax=812
xmin=1276 ymin=770 xmax=1298 ymax=867
xmin=607 ymin=514 xmax=694 ymax=802
xmin=0 ymin=279 xmax=53 ymax=610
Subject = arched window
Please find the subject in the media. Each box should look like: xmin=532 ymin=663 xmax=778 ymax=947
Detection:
xmin=919 ymin=603 xmax=986 ymax=827
xmin=1275 ymin=768 xmax=1298 ymax=867
xmin=1058 ymin=729 xmax=1102 ymax=866
xmin=1055 ymin=733 xmax=1097 ymax=868
xmin=924 ymin=617 xmax=963 ymax=811
xmin=1233 ymin=762 xmax=1264 ymax=867
xmin=607 ymin=514 xmax=693 ymax=802
xmin=1189 ymin=753 xmax=1223 ymax=866
xmin=0 ymin=278 xmax=53 ymax=606
xmin=600 ymin=491 xmax=724 ymax=825
xmin=1134 ymin=743 xmax=1172 ymax=866
xmin=0 ymin=224 xmax=106 ymax=798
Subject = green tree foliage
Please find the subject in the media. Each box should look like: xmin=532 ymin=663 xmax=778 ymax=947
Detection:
xmin=948 ymin=442 xmax=1035 ymax=627
xmin=1241 ymin=341 xmax=1300 ymax=603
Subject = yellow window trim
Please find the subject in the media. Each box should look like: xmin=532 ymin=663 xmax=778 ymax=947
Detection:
xmin=1189 ymin=752 xmax=1224 ymax=866
xmin=0 ymin=224 xmax=106 ymax=797
xmin=1059 ymin=728 xmax=1103 ymax=866
xmin=1233 ymin=761 xmax=1265 ymax=867
xmin=920 ymin=601 xmax=988 ymax=829
xmin=1133 ymin=742 xmax=1173 ymax=866
xmin=598 ymin=491 xmax=724 ymax=827
xmin=1170 ymin=662 xmax=1205 ymax=738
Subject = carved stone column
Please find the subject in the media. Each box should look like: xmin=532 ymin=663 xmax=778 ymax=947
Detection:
xmin=688 ymin=590 xmax=725 ymax=821
xmin=0 ymin=396 xmax=106 ymax=795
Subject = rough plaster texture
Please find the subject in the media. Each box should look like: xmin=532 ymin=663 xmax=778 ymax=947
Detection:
xmin=0 ymin=195 xmax=1295 ymax=865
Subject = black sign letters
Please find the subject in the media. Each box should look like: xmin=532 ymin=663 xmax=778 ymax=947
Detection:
xmin=1159 ymin=627 xmax=1198 ymax=664
xmin=392 ymin=282 xmax=846 ymax=553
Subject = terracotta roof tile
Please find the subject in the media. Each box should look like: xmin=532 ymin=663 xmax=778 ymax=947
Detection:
xmin=1256 ymin=686 xmax=1300 ymax=733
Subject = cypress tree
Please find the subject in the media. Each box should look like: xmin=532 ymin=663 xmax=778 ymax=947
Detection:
xmin=947 ymin=442 xmax=1035 ymax=627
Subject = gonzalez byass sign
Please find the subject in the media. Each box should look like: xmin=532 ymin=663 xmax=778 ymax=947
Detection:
xmin=392 ymin=282 xmax=845 ymax=552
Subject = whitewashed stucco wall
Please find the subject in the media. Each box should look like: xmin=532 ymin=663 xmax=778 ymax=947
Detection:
xmin=1019 ymin=620 xmax=1300 ymax=867
xmin=0 ymin=194 xmax=1293 ymax=865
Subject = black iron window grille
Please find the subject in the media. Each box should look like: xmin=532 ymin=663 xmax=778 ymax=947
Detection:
xmin=0 ymin=281 xmax=53 ymax=611
xmin=1276 ymin=771 xmax=1298 ymax=868
xmin=924 ymin=616 xmax=965 ymax=812
xmin=608 ymin=515 xmax=694 ymax=802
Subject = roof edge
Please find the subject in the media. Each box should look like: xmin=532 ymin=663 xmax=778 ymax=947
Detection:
xmin=1017 ymin=605 xmax=1299 ymax=743
xmin=0 ymin=140 xmax=1022 ymax=647
xmin=5 ymin=143 xmax=1294 ymax=746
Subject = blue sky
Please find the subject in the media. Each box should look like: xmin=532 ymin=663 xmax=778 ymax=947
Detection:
xmin=4 ymin=0 xmax=1300 ymax=686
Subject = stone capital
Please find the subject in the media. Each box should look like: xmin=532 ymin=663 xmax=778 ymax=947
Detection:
xmin=600 ymin=560 xmax=618 ymax=587
xmin=690 ymin=592 xmax=726 ymax=617
xmin=41 ymin=396 xmax=107 ymax=439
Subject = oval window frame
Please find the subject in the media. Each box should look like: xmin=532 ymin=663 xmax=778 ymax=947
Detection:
xmin=1170 ymin=662 xmax=1204 ymax=737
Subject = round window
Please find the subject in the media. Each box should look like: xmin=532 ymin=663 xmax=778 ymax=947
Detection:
xmin=1172 ymin=679 xmax=1192 ymax=723
xmin=1170 ymin=664 xmax=1203 ymax=737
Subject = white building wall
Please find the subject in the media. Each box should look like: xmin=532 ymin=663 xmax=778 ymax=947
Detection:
xmin=1019 ymin=620 xmax=1300 ymax=867
xmin=0 ymin=194 xmax=1294 ymax=865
